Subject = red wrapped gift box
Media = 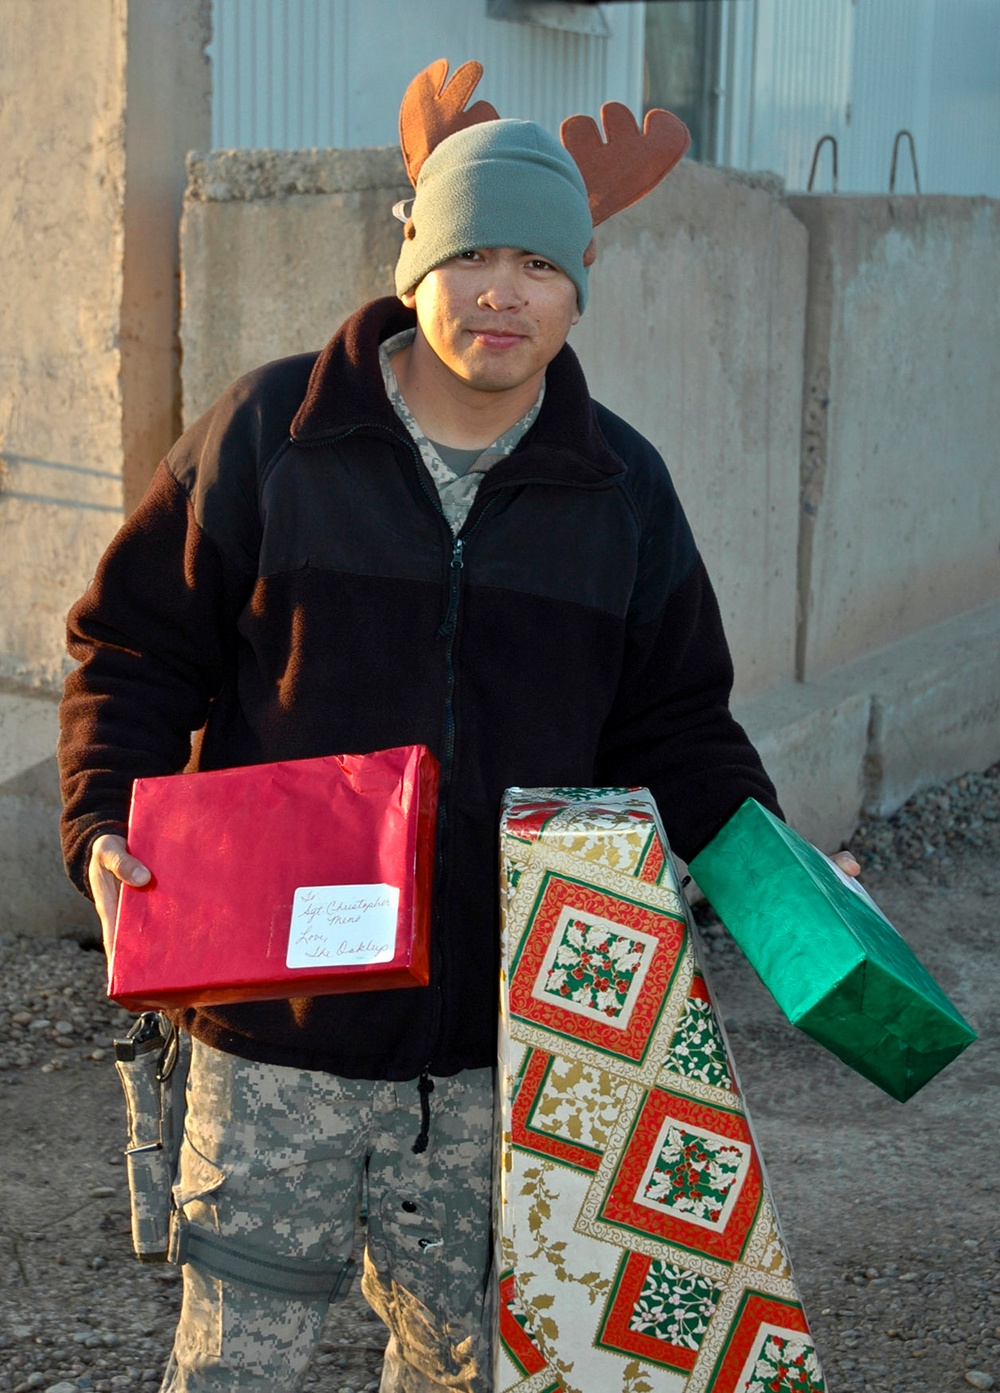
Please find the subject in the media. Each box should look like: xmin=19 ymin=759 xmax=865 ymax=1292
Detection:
xmin=109 ymin=745 xmax=438 ymax=1010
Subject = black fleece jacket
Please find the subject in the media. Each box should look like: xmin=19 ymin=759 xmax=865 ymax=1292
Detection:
xmin=59 ymin=296 xmax=779 ymax=1079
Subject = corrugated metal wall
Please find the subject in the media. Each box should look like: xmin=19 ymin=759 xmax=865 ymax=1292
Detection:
xmin=209 ymin=0 xmax=644 ymax=150
xmin=209 ymin=0 xmax=999 ymax=197
xmin=843 ymin=0 xmax=933 ymax=193
xmin=719 ymin=0 xmax=1000 ymax=196
xmin=211 ymin=0 xmax=349 ymax=150
xmin=746 ymin=0 xmax=855 ymax=191
xmin=922 ymin=0 xmax=1000 ymax=197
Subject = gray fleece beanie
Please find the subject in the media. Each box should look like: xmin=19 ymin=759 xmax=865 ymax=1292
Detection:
xmin=395 ymin=119 xmax=594 ymax=309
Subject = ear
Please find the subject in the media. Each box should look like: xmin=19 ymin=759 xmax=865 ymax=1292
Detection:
xmin=400 ymin=288 xmax=417 ymax=309
xmin=583 ymin=237 xmax=597 ymax=268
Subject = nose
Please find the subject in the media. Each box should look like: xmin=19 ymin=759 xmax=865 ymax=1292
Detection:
xmin=476 ymin=267 xmax=524 ymax=312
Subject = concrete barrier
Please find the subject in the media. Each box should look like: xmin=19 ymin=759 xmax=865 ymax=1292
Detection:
xmin=0 ymin=687 xmax=85 ymax=937
xmin=181 ymin=154 xmax=809 ymax=703
xmin=0 ymin=0 xmax=209 ymax=937
xmin=1 ymin=0 xmax=128 ymax=691
xmin=175 ymin=154 xmax=999 ymax=864
xmin=572 ymin=163 xmax=808 ymax=702
xmin=734 ymin=598 xmax=1000 ymax=850
xmin=2 ymin=123 xmax=998 ymax=934
xmin=788 ymin=193 xmax=1000 ymax=678
xmin=181 ymin=148 xmax=411 ymax=422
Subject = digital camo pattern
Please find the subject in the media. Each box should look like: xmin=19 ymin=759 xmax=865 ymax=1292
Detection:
xmin=497 ymin=789 xmax=824 ymax=1393
xmin=163 ymin=1044 xmax=494 ymax=1391
xmin=380 ymin=329 xmax=544 ymax=535
xmin=117 ymin=1048 xmax=174 ymax=1258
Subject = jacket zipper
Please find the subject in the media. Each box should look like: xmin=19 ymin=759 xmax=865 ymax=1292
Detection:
xmin=437 ymin=536 xmax=463 ymax=766
xmin=303 ymin=422 xmax=494 ymax=1082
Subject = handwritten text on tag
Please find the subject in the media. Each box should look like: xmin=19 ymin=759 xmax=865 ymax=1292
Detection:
xmin=286 ymin=884 xmax=400 ymax=968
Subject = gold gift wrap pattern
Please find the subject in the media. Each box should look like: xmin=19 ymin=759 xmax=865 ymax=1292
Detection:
xmin=497 ymin=788 xmax=824 ymax=1393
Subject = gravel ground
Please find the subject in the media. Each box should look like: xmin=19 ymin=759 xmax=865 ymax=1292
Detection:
xmin=0 ymin=762 xmax=997 ymax=1392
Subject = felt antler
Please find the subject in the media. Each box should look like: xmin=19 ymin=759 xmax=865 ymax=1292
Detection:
xmin=561 ymin=103 xmax=690 ymax=226
xmin=399 ymin=58 xmax=500 ymax=187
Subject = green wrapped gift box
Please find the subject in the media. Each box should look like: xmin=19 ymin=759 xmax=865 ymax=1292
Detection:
xmin=689 ymin=798 xmax=976 ymax=1101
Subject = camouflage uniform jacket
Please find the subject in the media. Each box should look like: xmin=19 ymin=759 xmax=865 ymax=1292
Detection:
xmin=59 ymin=295 xmax=779 ymax=1081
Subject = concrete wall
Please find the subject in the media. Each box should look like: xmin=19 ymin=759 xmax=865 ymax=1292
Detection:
xmin=2 ymin=99 xmax=997 ymax=933
xmin=734 ymin=192 xmax=1000 ymax=844
xmin=788 ymin=194 xmax=1000 ymax=679
xmin=0 ymin=0 xmax=129 ymax=690
xmin=572 ymin=164 xmax=807 ymax=702
xmin=177 ymin=153 xmax=1000 ymax=857
xmin=182 ymin=156 xmax=805 ymax=704
xmin=181 ymin=148 xmax=411 ymax=422
xmin=0 ymin=0 xmax=210 ymax=937
xmin=122 ymin=0 xmax=213 ymax=512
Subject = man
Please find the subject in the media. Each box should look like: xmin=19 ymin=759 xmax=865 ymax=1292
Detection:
xmin=59 ymin=61 xmax=856 ymax=1393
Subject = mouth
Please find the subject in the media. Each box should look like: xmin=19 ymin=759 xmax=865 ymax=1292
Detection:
xmin=468 ymin=328 xmax=528 ymax=349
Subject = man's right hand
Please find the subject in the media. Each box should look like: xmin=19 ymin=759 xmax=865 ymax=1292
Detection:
xmin=89 ymin=833 xmax=151 ymax=960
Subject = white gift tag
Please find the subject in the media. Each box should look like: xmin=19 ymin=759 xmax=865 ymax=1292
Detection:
xmin=286 ymin=884 xmax=400 ymax=969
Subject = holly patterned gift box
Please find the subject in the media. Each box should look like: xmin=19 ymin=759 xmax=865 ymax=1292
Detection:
xmin=496 ymin=787 xmax=825 ymax=1393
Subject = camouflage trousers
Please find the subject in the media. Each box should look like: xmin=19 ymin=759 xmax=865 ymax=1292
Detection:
xmin=160 ymin=1039 xmax=496 ymax=1392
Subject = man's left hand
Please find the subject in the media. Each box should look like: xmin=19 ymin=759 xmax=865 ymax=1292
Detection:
xmin=830 ymin=849 xmax=861 ymax=878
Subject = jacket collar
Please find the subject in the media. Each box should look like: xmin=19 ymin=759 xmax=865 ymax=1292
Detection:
xmin=290 ymin=296 xmax=625 ymax=490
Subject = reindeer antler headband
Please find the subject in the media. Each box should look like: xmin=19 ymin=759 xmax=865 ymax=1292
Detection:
xmin=394 ymin=58 xmax=690 ymax=310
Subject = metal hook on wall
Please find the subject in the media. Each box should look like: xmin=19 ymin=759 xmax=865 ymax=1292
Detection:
xmin=889 ymin=130 xmax=921 ymax=194
xmin=807 ymin=135 xmax=839 ymax=193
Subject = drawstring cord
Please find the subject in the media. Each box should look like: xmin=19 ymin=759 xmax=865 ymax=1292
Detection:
xmin=412 ymin=1068 xmax=435 ymax=1154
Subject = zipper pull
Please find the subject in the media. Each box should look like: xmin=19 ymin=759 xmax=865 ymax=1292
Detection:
xmin=411 ymin=1067 xmax=435 ymax=1154
xmin=436 ymin=537 xmax=465 ymax=637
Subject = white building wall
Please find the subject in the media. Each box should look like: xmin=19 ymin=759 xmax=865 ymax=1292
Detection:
xmin=210 ymin=1 xmax=998 ymax=197
xmin=209 ymin=0 xmax=644 ymax=149
xmin=922 ymin=0 xmax=1000 ymax=196
xmin=844 ymin=0 xmax=935 ymax=194
xmin=719 ymin=0 xmax=1000 ymax=197
xmin=739 ymin=0 xmax=855 ymax=191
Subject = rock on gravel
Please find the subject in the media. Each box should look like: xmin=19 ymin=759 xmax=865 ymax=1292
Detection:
xmin=850 ymin=762 xmax=1000 ymax=880
xmin=0 ymin=936 xmax=127 ymax=1077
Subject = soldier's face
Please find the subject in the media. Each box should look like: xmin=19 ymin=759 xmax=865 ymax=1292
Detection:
xmin=401 ymin=247 xmax=580 ymax=399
